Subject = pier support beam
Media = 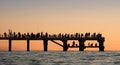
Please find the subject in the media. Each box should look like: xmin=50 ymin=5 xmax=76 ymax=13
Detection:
xmin=9 ymin=40 xmax=12 ymax=52
xmin=62 ymin=40 xmax=68 ymax=51
xmin=78 ymin=39 xmax=85 ymax=51
xmin=43 ymin=39 xmax=48 ymax=51
xmin=27 ymin=40 xmax=30 ymax=51
xmin=98 ymin=38 xmax=105 ymax=51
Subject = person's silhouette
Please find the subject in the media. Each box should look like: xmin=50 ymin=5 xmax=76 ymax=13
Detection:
xmin=95 ymin=43 xmax=97 ymax=47
xmin=72 ymin=41 xmax=75 ymax=47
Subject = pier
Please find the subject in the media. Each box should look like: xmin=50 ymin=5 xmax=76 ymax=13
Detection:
xmin=0 ymin=30 xmax=105 ymax=51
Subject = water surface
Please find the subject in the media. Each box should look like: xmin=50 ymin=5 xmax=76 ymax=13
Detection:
xmin=0 ymin=51 xmax=120 ymax=65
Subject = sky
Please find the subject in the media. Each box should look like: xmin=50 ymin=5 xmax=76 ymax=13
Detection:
xmin=0 ymin=0 xmax=120 ymax=51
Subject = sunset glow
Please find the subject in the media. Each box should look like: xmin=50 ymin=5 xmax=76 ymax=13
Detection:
xmin=0 ymin=0 xmax=120 ymax=51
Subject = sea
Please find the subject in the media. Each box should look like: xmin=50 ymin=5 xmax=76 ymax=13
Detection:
xmin=0 ymin=51 xmax=120 ymax=65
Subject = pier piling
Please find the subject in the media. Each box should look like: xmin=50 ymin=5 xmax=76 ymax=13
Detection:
xmin=43 ymin=39 xmax=48 ymax=51
xmin=79 ymin=39 xmax=85 ymax=51
xmin=62 ymin=40 xmax=68 ymax=51
xmin=98 ymin=38 xmax=105 ymax=51
xmin=9 ymin=40 xmax=12 ymax=52
xmin=27 ymin=40 xmax=30 ymax=51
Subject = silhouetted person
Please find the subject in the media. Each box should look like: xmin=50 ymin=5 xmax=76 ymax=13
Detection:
xmin=97 ymin=33 xmax=102 ymax=38
xmin=13 ymin=32 xmax=17 ymax=38
xmin=52 ymin=34 xmax=57 ymax=38
xmin=95 ymin=43 xmax=97 ymax=47
xmin=75 ymin=33 xmax=79 ymax=38
xmin=23 ymin=33 xmax=27 ymax=38
xmin=68 ymin=34 xmax=70 ymax=38
xmin=62 ymin=34 xmax=64 ymax=38
xmin=72 ymin=41 xmax=75 ymax=47
xmin=22 ymin=34 xmax=25 ymax=38
xmin=45 ymin=32 xmax=48 ymax=38
xmin=78 ymin=33 xmax=80 ymax=38
xmin=18 ymin=32 xmax=21 ymax=38
xmin=4 ymin=32 xmax=7 ymax=38
xmin=58 ymin=33 xmax=61 ymax=38
xmin=71 ymin=34 xmax=74 ymax=38
xmin=91 ymin=43 xmax=93 ymax=47
xmin=88 ymin=32 xmax=90 ymax=37
xmin=76 ymin=44 xmax=78 ymax=47
xmin=49 ymin=34 xmax=52 ymax=38
xmin=41 ymin=32 xmax=44 ymax=38
xmin=65 ymin=33 xmax=67 ymax=38
xmin=67 ymin=44 xmax=70 ymax=47
xmin=31 ymin=33 xmax=35 ymax=38
xmin=85 ymin=33 xmax=88 ymax=38
xmin=93 ymin=33 xmax=96 ymax=38
xmin=27 ymin=33 xmax=30 ymax=38
xmin=81 ymin=33 xmax=83 ymax=38
xmin=36 ymin=33 xmax=40 ymax=38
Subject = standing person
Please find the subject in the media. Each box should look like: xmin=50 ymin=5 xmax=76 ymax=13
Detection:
xmin=91 ymin=43 xmax=93 ymax=47
xmin=95 ymin=43 xmax=97 ymax=47
xmin=76 ymin=44 xmax=78 ymax=47
xmin=72 ymin=41 xmax=75 ymax=47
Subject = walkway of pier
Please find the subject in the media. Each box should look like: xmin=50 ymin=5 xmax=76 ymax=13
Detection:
xmin=0 ymin=30 xmax=105 ymax=51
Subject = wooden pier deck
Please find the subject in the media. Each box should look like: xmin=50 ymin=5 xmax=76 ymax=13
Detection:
xmin=0 ymin=30 xmax=105 ymax=51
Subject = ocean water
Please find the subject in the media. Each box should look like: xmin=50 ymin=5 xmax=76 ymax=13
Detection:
xmin=0 ymin=51 xmax=120 ymax=65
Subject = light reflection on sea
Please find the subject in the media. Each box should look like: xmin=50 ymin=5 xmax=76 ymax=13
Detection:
xmin=0 ymin=51 xmax=120 ymax=65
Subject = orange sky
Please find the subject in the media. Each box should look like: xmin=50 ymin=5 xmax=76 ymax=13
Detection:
xmin=0 ymin=0 xmax=120 ymax=51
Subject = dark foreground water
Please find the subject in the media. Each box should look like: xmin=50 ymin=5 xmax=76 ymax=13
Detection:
xmin=0 ymin=51 xmax=120 ymax=65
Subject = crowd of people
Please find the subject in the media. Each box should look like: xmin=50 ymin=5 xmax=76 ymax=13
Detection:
xmin=0 ymin=30 xmax=103 ymax=39
xmin=67 ymin=41 xmax=79 ymax=47
xmin=67 ymin=41 xmax=98 ymax=47
xmin=88 ymin=42 xmax=98 ymax=47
